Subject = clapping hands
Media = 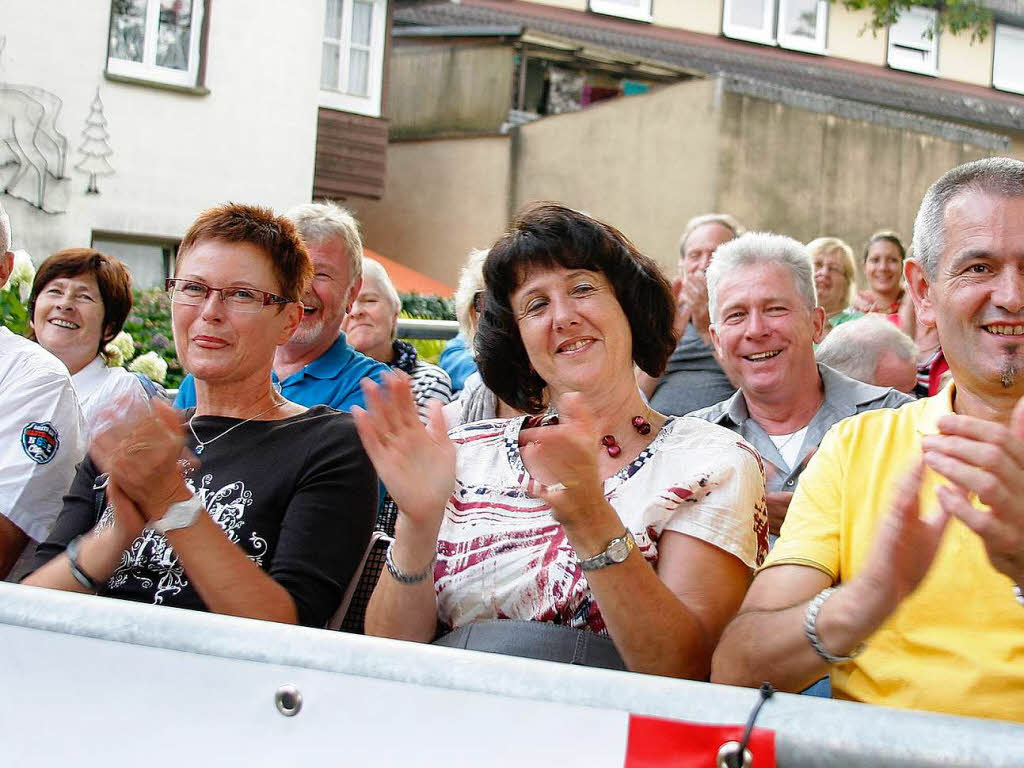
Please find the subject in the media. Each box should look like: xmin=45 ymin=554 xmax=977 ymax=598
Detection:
xmin=352 ymin=372 xmax=456 ymax=537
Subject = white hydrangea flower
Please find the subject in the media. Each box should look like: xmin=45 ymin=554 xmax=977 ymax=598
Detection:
xmin=110 ymin=330 xmax=135 ymax=362
xmin=128 ymin=351 xmax=168 ymax=384
xmin=4 ymin=250 xmax=36 ymax=302
xmin=103 ymin=343 xmax=124 ymax=368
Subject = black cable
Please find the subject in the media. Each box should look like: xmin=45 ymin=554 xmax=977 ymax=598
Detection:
xmin=730 ymin=682 xmax=775 ymax=768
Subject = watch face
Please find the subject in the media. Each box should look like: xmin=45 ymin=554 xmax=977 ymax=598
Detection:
xmin=608 ymin=537 xmax=630 ymax=563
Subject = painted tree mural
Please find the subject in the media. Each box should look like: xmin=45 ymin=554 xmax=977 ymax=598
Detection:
xmin=75 ymin=88 xmax=114 ymax=194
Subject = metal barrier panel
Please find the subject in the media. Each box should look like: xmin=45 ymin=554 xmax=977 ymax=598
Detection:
xmin=1 ymin=583 xmax=1021 ymax=767
xmin=397 ymin=318 xmax=459 ymax=341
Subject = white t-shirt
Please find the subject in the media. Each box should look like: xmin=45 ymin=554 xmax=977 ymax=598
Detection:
xmin=434 ymin=415 xmax=768 ymax=633
xmin=768 ymin=426 xmax=809 ymax=472
xmin=0 ymin=327 xmax=87 ymax=542
xmin=72 ymin=355 xmax=147 ymax=436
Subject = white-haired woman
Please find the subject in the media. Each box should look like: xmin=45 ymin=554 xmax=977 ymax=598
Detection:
xmin=343 ymin=258 xmax=452 ymax=424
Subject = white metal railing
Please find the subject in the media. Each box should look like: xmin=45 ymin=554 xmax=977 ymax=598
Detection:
xmin=1 ymin=582 xmax=1020 ymax=766
xmin=397 ymin=317 xmax=459 ymax=341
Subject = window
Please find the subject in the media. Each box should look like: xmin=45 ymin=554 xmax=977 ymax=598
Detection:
xmin=589 ymin=0 xmax=653 ymax=23
xmin=320 ymin=0 xmax=388 ymax=117
xmin=107 ymin=0 xmax=206 ymax=88
xmin=887 ymin=6 xmax=938 ymax=75
xmin=993 ymin=24 xmax=1024 ymax=95
xmin=93 ymin=234 xmax=177 ymax=290
xmin=723 ymin=0 xmax=828 ymax=53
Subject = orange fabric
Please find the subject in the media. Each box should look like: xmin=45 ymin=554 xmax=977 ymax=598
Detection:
xmin=364 ymin=248 xmax=454 ymax=297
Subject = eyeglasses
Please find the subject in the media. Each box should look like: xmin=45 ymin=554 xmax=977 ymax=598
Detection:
xmin=165 ymin=279 xmax=292 ymax=313
xmin=813 ymin=264 xmax=847 ymax=278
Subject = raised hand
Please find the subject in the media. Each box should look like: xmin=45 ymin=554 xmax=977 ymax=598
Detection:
xmin=852 ymin=289 xmax=879 ymax=314
xmin=90 ymin=396 xmax=190 ymax=520
xmin=677 ymin=274 xmax=711 ymax=340
xmin=352 ymin=372 xmax=455 ymax=536
xmin=670 ymin=275 xmax=693 ymax=342
xmin=523 ymin=393 xmax=609 ymax=528
xmin=858 ymin=461 xmax=951 ymax=615
xmin=922 ymin=396 xmax=1024 ymax=586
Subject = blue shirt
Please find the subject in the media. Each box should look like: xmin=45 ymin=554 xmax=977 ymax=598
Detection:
xmin=438 ymin=333 xmax=477 ymax=394
xmin=174 ymin=332 xmax=390 ymax=411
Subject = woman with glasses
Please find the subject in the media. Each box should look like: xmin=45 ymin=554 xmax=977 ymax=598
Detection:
xmin=27 ymin=249 xmax=147 ymax=432
xmin=807 ymin=237 xmax=861 ymax=334
xmin=25 ymin=204 xmax=377 ymax=628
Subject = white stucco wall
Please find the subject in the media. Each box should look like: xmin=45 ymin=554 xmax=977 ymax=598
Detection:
xmin=1 ymin=0 xmax=323 ymax=270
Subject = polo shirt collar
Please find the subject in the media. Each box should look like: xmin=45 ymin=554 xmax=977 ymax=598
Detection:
xmin=281 ymin=331 xmax=354 ymax=383
xmin=917 ymin=383 xmax=957 ymax=436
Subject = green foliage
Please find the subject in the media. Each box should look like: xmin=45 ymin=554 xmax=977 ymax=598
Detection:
xmin=840 ymin=0 xmax=992 ymax=42
xmin=400 ymin=292 xmax=455 ymax=321
xmin=121 ymin=287 xmax=185 ymax=388
xmin=397 ymin=293 xmax=455 ymax=363
xmin=0 ymin=288 xmax=30 ymax=336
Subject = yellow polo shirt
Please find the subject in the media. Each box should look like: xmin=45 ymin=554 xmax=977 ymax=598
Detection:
xmin=763 ymin=386 xmax=1024 ymax=722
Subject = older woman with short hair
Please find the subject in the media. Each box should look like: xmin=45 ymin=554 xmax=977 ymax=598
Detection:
xmin=28 ymin=248 xmax=146 ymax=430
xmin=25 ymin=204 xmax=376 ymax=627
xmin=355 ymin=203 xmax=767 ymax=678
xmin=343 ymin=258 xmax=452 ymax=424
xmin=807 ymin=237 xmax=861 ymax=333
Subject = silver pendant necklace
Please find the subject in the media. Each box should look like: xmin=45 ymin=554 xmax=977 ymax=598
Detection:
xmin=189 ymin=400 xmax=287 ymax=455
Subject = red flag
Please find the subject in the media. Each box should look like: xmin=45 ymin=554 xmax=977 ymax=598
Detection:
xmin=625 ymin=714 xmax=776 ymax=767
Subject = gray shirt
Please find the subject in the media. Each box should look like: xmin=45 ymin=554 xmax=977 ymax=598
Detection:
xmin=650 ymin=323 xmax=736 ymax=416
xmin=687 ymin=365 xmax=913 ymax=493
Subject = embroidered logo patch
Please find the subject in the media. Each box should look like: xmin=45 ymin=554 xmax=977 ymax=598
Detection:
xmin=21 ymin=422 xmax=60 ymax=465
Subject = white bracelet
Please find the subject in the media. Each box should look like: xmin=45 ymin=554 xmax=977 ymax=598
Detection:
xmin=1014 ymin=585 xmax=1024 ymax=607
xmin=803 ymin=586 xmax=865 ymax=665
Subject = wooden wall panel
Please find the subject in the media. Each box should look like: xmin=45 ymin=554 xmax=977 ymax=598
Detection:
xmin=313 ymin=108 xmax=389 ymax=200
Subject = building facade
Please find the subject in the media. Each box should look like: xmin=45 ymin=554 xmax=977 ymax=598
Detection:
xmin=1 ymin=0 xmax=391 ymax=285
xmin=345 ymin=0 xmax=1023 ymax=284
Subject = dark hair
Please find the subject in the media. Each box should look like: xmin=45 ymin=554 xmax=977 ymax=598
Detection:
xmin=863 ymin=230 xmax=905 ymax=262
xmin=176 ymin=203 xmax=312 ymax=302
xmin=476 ymin=203 xmax=675 ymax=413
xmin=28 ymin=248 xmax=133 ymax=354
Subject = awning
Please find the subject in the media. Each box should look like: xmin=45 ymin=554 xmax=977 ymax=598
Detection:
xmin=364 ymin=248 xmax=455 ymax=298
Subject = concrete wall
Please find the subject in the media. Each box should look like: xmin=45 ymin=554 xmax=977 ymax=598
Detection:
xmin=513 ymin=79 xmax=720 ymax=274
xmin=1 ymin=0 xmax=322 ymax=266
xmin=348 ymin=136 xmax=512 ymax=285
xmin=387 ymin=42 xmax=516 ymax=138
xmin=714 ymin=92 xmax=995 ymax=255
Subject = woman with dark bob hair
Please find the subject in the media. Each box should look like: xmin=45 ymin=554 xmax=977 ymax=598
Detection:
xmin=355 ymin=203 xmax=767 ymax=677
xmin=28 ymin=248 xmax=146 ymax=431
xmin=25 ymin=204 xmax=376 ymax=628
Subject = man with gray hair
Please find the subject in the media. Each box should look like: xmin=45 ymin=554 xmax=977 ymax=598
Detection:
xmin=175 ymin=200 xmax=388 ymax=411
xmin=642 ymin=213 xmax=742 ymax=415
xmin=690 ymin=232 xmax=909 ymax=541
xmin=0 ymin=201 xmax=86 ymax=579
xmin=816 ymin=315 xmax=918 ymax=394
xmin=712 ymin=158 xmax=1024 ymax=722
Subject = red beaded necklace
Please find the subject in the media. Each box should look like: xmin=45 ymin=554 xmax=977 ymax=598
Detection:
xmin=523 ymin=413 xmax=653 ymax=457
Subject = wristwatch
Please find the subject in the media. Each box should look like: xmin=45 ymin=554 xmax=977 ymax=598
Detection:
xmin=579 ymin=530 xmax=635 ymax=572
xmin=147 ymin=493 xmax=203 ymax=535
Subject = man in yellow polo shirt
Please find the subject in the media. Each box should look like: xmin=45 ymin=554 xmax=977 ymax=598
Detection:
xmin=711 ymin=157 xmax=1024 ymax=723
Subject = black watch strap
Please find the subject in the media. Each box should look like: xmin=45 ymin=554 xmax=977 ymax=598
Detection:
xmin=66 ymin=535 xmax=103 ymax=592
